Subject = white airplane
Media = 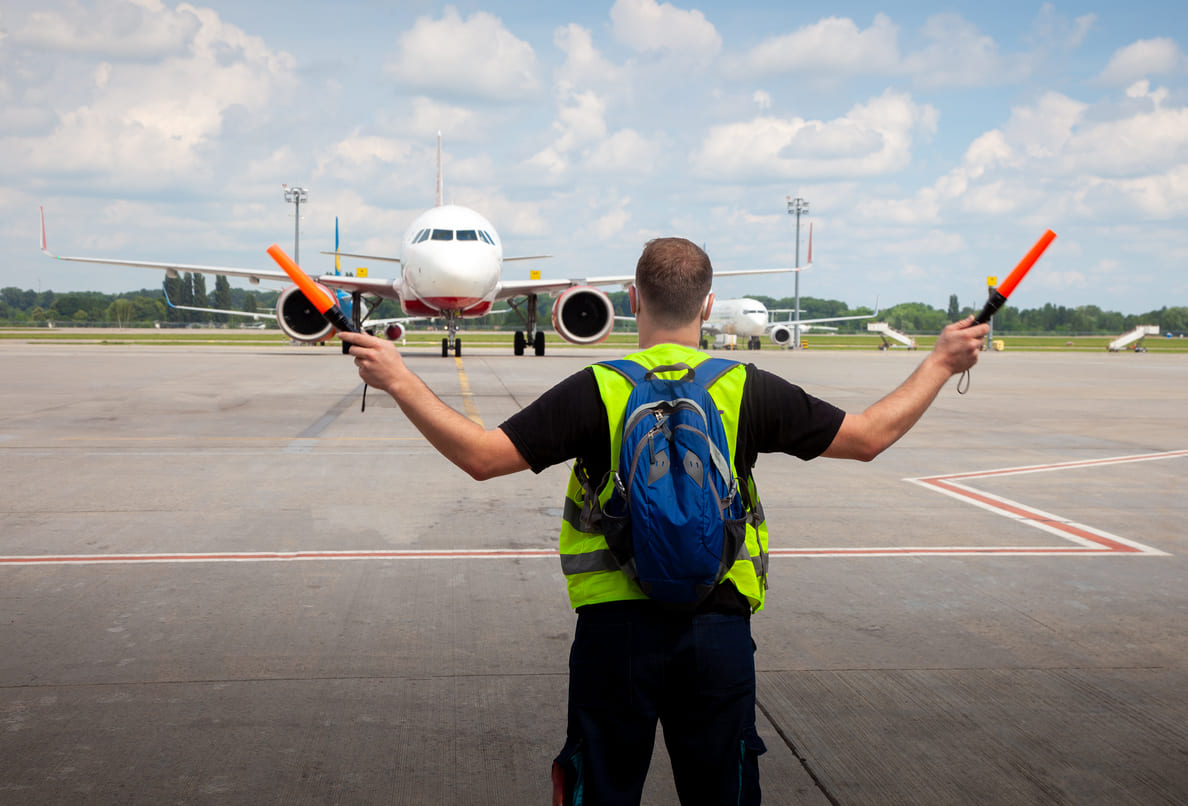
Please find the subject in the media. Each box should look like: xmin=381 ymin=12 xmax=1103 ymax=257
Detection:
xmin=40 ymin=134 xmax=801 ymax=357
xmin=698 ymin=229 xmax=878 ymax=349
xmin=700 ymin=296 xmax=878 ymax=350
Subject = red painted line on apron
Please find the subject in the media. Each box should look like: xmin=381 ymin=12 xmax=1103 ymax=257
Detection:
xmin=907 ymin=450 xmax=1184 ymax=556
xmin=915 ymin=478 xmax=1142 ymax=553
xmin=0 ymin=549 xmax=559 ymax=566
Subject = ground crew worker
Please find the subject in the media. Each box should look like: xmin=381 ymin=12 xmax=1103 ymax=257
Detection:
xmin=340 ymin=237 xmax=988 ymax=805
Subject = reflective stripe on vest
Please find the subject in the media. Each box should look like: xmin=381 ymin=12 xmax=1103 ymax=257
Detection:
xmin=557 ymin=344 xmax=769 ymax=612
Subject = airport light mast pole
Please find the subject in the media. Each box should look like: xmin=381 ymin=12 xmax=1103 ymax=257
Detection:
xmin=786 ymin=196 xmax=809 ymax=349
xmin=283 ymin=185 xmax=309 ymax=264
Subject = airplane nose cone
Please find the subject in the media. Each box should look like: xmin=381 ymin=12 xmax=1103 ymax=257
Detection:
xmin=405 ymin=246 xmax=499 ymax=307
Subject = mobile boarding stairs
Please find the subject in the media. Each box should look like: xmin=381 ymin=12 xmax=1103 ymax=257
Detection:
xmin=1108 ymin=325 xmax=1159 ymax=352
xmin=868 ymin=322 xmax=917 ymax=350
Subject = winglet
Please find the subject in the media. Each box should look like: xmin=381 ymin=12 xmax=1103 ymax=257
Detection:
xmin=162 ymin=282 xmax=177 ymax=308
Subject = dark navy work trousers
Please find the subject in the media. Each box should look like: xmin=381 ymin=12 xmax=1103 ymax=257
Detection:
xmin=552 ymin=601 xmax=766 ymax=805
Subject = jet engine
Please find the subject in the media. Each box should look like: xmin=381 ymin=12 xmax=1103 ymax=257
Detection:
xmin=769 ymin=324 xmax=794 ymax=346
xmin=551 ymin=286 xmax=615 ymax=345
xmin=384 ymin=322 xmax=406 ymax=341
xmin=276 ymin=285 xmax=336 ymax=343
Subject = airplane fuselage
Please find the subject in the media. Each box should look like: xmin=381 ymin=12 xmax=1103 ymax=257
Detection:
xmin=705 ymin=297 xmax=769 ymax=339
xmin=399 ymin=204 xmax=502 ymax=318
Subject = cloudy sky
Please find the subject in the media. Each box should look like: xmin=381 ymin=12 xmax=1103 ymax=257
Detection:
xmin=3 ymin=0 xmax=1186 ymax=314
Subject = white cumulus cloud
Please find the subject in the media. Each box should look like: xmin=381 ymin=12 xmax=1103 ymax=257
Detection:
xmin=1098 ymin=37 xmax=1183 ymax=86
xmin=0 ymin=3 xmax=297 ymax=185
xmin=690 ymin=89 xmax=938 ymax=181
xmin=386 ymin=6 xmax=541 ymax=101
xmin=610 ymin=0 xmax=721 ymax=58
xmin=726 ymin=14 xmax=899 ymax=77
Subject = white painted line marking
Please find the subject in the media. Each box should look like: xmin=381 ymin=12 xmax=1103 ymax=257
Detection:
xmin=3 ymin=452 xmax=1176 ymax=567
xmin=905 ymin=449 xmax=1183 ymax=557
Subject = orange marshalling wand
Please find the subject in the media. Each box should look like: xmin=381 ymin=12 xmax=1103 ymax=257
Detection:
xmin=973 ymin=229 xmax=1056 ymax=325
xmin=266 ymin=243 xmax=358 ymax=340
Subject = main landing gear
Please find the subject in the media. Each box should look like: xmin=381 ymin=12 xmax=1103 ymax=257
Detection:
xmin=514 ymin=329 xmax=545 ymax=356
xmin=508 ymin=294 xmax=545 ymax=356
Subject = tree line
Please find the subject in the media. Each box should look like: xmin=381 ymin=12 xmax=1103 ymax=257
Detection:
xmin=1 ymin=276 xmax=278 ymax=327
xmin=1 ymin=278 xmax=1185 ymax=335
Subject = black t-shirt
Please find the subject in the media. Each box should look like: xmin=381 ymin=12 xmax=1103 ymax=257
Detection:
xmin=499 ymin=364 xmax=845 ymax=482
xmin=498 ymin=363 xmax=846 ymax=615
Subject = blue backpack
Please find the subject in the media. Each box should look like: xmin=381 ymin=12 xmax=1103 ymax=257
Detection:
xmin=597 ymin=358 xmax=747 ymax=607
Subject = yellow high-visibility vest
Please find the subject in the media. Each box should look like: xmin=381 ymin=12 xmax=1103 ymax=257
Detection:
xmin=558 ymin=344 xmax=769 ymax=612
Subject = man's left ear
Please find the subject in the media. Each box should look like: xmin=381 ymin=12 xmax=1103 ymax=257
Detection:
xmin=628 ymin=285 xmax=639 ymax=315
xmin=702 ymin=292 xmax=714 ymax=321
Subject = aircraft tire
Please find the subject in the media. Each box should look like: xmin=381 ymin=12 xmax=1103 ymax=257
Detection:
xmin=455 ymin=338 xmax=462 ymax=357
xmin=514 ymin=330 xmax=525 ymax=356
xmin=534 ymin=331 xmax=545 ymax=356
xmin=441 ymin=337 xmax=449 ymax=357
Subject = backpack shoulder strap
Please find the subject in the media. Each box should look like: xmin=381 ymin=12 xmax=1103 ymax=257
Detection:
xmin=691 ymin=357 xmax=741 ymax=390
xmin=596 ymin=359 xmax=648 ymax=387
xmin=600 ymin=358 xmax=738 ymax=388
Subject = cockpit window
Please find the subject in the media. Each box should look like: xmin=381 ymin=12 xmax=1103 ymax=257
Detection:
xmin=478 ymin=231 xmax=495 ymax=245
xmin=456 ymin=230 xmax=478 ymax=241
xmin=413 ymin=229 xmax=431 ymax=244
xmin=430 ymin=229 xmax=453 ymax=241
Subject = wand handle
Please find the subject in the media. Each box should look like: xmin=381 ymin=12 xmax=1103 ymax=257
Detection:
xmin=973 ymin=291 xmax=1009 ymax=325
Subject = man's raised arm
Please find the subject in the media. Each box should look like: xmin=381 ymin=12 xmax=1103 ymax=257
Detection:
xmin=340 ymin=331 xmax=529 ymax=480
xmin=822 ymin=317 xmax=989 ymax=462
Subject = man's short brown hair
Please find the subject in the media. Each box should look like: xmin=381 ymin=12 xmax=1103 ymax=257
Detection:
xmin=634 ymin=238 xmax=713 ymax=328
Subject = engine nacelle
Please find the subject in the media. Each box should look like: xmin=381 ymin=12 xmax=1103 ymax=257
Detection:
xmin=551 ymin=286 xmax=615 ymax=345
xmin=769 ymin=324 xmax=794 ymax=346
xmin=276 ymin=285 xmax=335 ymax=343
xmin=384 ymin=322 xmax=406 ymax=341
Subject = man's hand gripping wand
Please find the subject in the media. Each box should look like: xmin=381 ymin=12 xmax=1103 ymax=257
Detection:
xmin=267 ymin=243 xmax=371 ymax=409
xmin=958 ymin=229 xmax=1057 ymax=393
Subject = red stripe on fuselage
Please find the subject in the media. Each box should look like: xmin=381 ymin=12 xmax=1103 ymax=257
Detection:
xmin=403 ymin=297 xmax=492 ymax=317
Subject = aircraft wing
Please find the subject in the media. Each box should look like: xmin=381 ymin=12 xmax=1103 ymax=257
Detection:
xmin=164 ymin=291 xmax=275 ymax=320
xmin=495 ymin=275 xmax=633 ymax=298
xmin=320 ymin=250 xmax=401 ymax=265
xmin=41 ymin=208 xmax=401 ymax=297
xmin=320 ymin=249 xmax=550 ymax=265
xmin=494 ymin=265 xmax=803 ymax=300
xmin=767 ymin=300 xmax=880 ymax=329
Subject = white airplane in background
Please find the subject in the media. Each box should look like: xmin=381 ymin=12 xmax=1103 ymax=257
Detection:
xmin=698 ymin=229 xmax=878 ymax=349
xmin=700 ymin=296 xmax=878 ymax=350
xmin=41 ymin=134 xmax=801 ymax=357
